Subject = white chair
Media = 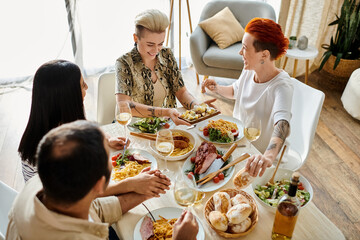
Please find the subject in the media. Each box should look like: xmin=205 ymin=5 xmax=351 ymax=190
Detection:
xmin=341 ymin=68 xmax=360 ymax=120
xmin=279 ymin=78 xmax=325 ymax=170
xmin=0 ymin=181 xmax=18 ymax=240
xmin=97 ymin=72 xmax=116 ymax=125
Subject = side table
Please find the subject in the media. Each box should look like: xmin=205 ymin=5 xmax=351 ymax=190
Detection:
xmin=283 ymin=46 xmax=319 ymax=84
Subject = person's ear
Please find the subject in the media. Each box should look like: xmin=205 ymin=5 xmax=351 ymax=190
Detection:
xmin=93 ymin=176 xmax=106 ymax=196
xmin=262 ymin=50 xmax=271 ymax=60
xmin=133 ymin=34 xmax=138 ymax=44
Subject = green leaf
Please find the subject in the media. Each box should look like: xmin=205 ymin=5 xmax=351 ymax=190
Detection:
xmin=333 ymin=53 xmax=343 ymax=70
xmin=319 ymin=51 xmax=333 ymax=70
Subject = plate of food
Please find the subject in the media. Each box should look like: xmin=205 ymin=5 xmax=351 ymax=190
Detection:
xmin=179 ymin=103 xmax=220 ymax=124
xmin=197 ymin=115 xmax=244 ymax=144
xmin=149 ymin=129 xmax=197 ymax=161
xmin=128 ymin=117 xmax=174 ymax=133
xmin=111 ymin=148 xmax=157 ymax=182
xmin=252 ymin=168 xmax=313 ymax=213
xmin=182 ymin=141 xmax=235 ymax=192
xmin=134 ymin=207 xmax=205 ymax=240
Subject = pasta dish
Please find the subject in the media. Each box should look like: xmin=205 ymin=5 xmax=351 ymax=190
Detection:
xmin=170 ymin=132 xmax=194 ymax=157
xmin=112 ymin=161 xmax=150 ymax=181
xmin=149 ymin=216 xmax=177 ymax=240
xmin=203 ymin=119 xmax=239 ymax=143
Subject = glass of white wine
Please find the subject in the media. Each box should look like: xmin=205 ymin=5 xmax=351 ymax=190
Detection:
xmin=116 ymin=101 xmax=132 ymax=156
xmin=243 ymin=117 xmax=261 ymax=150
xmin=156 ymin=129 xmax=174 ymax=175
xmin=174 ymin=173 xmax=198 ymax=207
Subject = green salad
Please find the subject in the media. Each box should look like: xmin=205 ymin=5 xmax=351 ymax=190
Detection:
xmin=208 ymin=128 xmax=233 ymax=143
xmin=254 ymin=179 xmax=310 ymax=207
xmin=131 ymin=117 xmax=169 ymax=133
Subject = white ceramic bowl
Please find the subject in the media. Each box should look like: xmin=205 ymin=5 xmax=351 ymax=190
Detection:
xmin=251 ymin=167 xmax=313 ymax=213
xmin=149 ymin=129 xmax=197 ymax=161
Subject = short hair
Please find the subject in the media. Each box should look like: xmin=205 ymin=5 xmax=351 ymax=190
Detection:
xmin=245 ymin=18 xmax=289 ymax=60
xmin=134 ymin=9 xmax=169 ymax=38
xmin=18 ymin=60 xmax=85 ymax=166
xmin=37 ymin=120 xmax=110 ymax=204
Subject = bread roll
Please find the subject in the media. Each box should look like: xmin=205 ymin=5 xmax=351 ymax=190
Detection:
xmin=233 ymin=168 xmax=254 ymax=189
xmin=231 ymin=194 xmax=250 ymax=206
xmin=229 ymin=217 xmax=252 ymax=233
xmin=209 ymin=211 xmax=228 ymax=232
xmin=213 ymin=192 xmax=231 ymax=214
xmin=226 ymin=203 xmax=252 ymax=224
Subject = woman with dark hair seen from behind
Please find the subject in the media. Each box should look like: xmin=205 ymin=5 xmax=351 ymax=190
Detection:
xmin=19 ymin=60 xmax=88 ymax=181
xmin=202 ymin=18 xmax=293 ymax=178
xmin=18 ymin=61 xmax=171 ymax=202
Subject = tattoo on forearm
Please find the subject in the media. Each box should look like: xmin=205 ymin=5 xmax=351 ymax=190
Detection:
xmin=129 ymin=101 xmax=146 ymax=117
xmin=272 ymin=120 xmax=290 ymax=141
xmin=266 ymin=142 xmax=277 ymax=151
xmin=148 ymin=107 xmax=156 ymax=117
xmin=189 ymin=100 xmax=195 ymax=109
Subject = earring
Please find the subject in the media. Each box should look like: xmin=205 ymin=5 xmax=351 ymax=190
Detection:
xmin=260 ymin=59 xmax=264 ymax=64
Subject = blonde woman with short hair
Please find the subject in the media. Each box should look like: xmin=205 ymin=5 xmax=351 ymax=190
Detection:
xmin=116 ymin=9 xmax=215 ymax=125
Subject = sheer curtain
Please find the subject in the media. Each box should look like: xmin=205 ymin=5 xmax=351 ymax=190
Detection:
xmin=0 ymin=0 xmax=281 ymax=84
xmin=278 ymin=0 xmax=343 ymax=77
xmin=0 ymin=0 xmax=73 ymax=84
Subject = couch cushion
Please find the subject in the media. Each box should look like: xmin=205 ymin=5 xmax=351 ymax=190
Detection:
xmin=199 ymin=7 xmax=245 ymax=49
xmin=203 ymin=43 xmax=244 ymax=70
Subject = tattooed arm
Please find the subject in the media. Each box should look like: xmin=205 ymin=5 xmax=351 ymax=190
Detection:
xmin=245 ymin=120 xmax=290 ymax=177
xmin=115 ymin=93 xmax=190 ymax=126
xmin=175 ymin=87 xmax=217 ymax=110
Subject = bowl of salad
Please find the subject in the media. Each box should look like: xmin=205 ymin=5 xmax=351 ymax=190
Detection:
xmin=251 ymin=168 xmax=313 ymax=213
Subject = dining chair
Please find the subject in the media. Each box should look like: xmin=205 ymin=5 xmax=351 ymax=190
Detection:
xmin=97 ymin=72 xmax=116 ymax=125
xmin=0 ymin=181 xmax=18 ymax=240
xmin=280 ymin=78 xmax=325 ymax=170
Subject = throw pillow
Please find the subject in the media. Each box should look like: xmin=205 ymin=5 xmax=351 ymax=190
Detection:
xmin=199 ymin=7 xmax=245 ymax=49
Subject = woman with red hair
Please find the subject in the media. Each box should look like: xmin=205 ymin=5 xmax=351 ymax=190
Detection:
xmin=202 ymin=18 xmax=293 ymax=178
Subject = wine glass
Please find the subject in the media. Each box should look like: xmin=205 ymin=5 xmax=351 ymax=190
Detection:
xmin=155 ymin=129 xmax=174 ymax=175
xmin=243 ymin=117 xmax=261 ymax=150
xmin=174 ymin=173 xmax=204 ymax=208
xmin=116 ymin=101 xmax=132 ymax=155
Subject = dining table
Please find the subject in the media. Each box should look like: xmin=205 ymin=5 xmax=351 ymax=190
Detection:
xmin=101 ymin=121 xmax=345 ymax=240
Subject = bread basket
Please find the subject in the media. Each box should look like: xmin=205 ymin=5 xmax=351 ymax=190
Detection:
xmin=204 ymin=189 xmax=258 ymax=238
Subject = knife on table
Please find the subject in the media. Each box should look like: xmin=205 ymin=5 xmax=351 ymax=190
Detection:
xmin=199 ymin=142 xmax=238 ymax=180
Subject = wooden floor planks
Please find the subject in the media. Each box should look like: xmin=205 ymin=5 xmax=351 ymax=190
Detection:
xmin=0 ymin=68 xmax=359 ymax=239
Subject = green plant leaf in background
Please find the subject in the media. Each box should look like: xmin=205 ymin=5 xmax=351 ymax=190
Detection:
xmin=319 ymin=0 xmax=360 ymax=71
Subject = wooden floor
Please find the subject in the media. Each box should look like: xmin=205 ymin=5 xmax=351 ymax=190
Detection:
xmin=0 ymin=67 xmax=359 ymax=239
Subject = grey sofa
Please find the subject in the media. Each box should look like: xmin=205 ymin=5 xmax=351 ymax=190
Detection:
xmin=190 ymin=0 xmax=276 ymax=80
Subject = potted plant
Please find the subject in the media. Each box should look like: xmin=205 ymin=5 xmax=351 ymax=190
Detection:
xmin=319 ymin=0 xmax=360 ymax=78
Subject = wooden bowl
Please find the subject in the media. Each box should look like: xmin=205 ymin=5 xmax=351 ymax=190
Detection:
xmin=204 ymin=189 xmax=259 ymax=238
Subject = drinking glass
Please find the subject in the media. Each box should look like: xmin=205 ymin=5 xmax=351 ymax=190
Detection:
xmin=116 ymin=101 xmax=132 ymax=155
xmin=156 ymin=129 xmax=174 ymax=175
xmin=243 ymin=117 xmax=261 ymax=150
xmin=174 ymin=173 xmax=205 ymax=207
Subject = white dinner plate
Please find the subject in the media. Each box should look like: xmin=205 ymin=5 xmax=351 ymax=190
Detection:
xmin=149 ymin=129 xmax=197 ymax=161
xmin=110 ymin=148 xmax=157 ymax=182
xmin=181 ymin=150 xmax=235 ymax=192
xmin=196 ymin=114 xmax=244 ymax=144
xmin=128 ymin=117 xmax=175 ymax=133
xmin=133 ymin=207 xmax=205 ymax=240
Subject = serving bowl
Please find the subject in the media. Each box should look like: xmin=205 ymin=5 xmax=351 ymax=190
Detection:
xmin=204 ymin=189 xmax=258 ymax=238
xmin=149 ymin=129 xmax=197 ymax=161
xmin=251 ymin=167 xmax=313 ymax=213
